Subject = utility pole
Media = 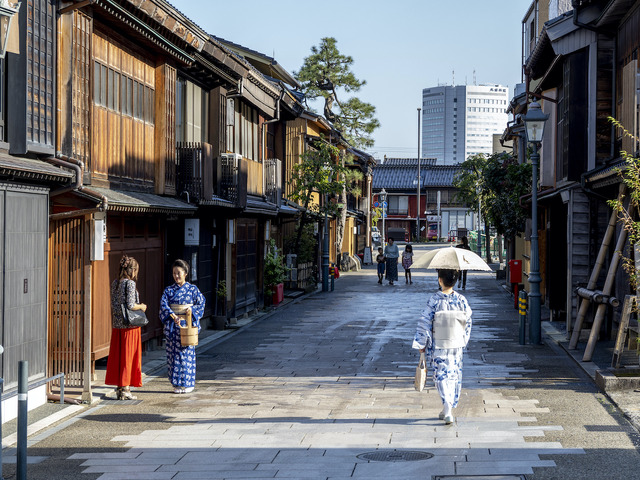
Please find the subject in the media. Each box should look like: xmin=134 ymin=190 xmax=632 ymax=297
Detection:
xmin=417 ymin=108 xmax=421 ymax=242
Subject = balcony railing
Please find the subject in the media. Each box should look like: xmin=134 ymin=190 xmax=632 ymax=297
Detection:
xmin=265 ymin=158 xmax=282 ymax=206
xmin=176 ymin=142 xmax=213 ymax=203
xmin=176 ymin=143 xmax=245 ymax=206
xmin=219 ymin=153 xmax=247 ymax=208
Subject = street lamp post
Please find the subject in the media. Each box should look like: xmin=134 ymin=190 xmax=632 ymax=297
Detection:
xmin=523 ymin=101 xmax=549 ymax=345
xmin=379 ymin=188 xmax=387 ymax=247
xmin=322 ymin=167 xmax=333 ymax=293
xmin=322 ymin=203 xmax=329 ymax=292
xmin=476 ymin=182 xmax=482 ymax=258
xmin=417 ymin=108 xmax=421 ymax=241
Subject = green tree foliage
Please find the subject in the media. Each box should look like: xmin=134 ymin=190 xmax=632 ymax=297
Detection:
xmin=608 ymin=117 xmax=640 ymax=290
xmin=289 ymin=140 xmax=344 ymax=218
xmin=483 ymin=153 xmax=532 ymax=239
xmin=289 ymin=139 xmax=350 ymax=254
xmin=295 ymin=37 xmax=380 ymax=149
xmin=454 ymin=152 xmax=531 ymax=240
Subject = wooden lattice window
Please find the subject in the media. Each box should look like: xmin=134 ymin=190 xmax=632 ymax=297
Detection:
xmin=26 ymin=0 xmax=55 ymax=147
xmin=72 ymin=10 xmax=91 ymax=166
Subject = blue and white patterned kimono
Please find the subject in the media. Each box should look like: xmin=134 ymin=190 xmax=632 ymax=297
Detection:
xmin=160 ymin=282 xmax=205 ymax=389
xmin=412 ymin=291 xmax=472 ymax=408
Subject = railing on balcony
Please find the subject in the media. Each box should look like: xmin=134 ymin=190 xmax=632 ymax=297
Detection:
xmin=176 ymin=142 xmax=213 ymax=202
xmin=219 ymin=153 xmax=240 ymax=205
xmin=265 ymin=158 xmax=282 ymax=206
xmin=176 ymin=145 xmax=245 ymax=206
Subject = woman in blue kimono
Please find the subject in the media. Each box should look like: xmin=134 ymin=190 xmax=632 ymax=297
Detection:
xmin=412 ymin=269 xmax=472 ymax=424
xmin=160 ymin=259 xmax=205 ymax=394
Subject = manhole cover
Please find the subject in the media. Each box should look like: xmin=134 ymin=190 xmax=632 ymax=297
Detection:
xmin=357 ymin=450 xmax=434 ymax=462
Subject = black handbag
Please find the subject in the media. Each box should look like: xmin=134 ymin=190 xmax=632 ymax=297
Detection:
xmin=120 ymin=304 xmax=149 ymax=327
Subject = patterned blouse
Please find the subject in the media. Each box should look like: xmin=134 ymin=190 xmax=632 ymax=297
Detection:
xmin=110 ymin=278 xmax=140 ymax=329
xmin=412 ymin=290 xmax=472 ymax=352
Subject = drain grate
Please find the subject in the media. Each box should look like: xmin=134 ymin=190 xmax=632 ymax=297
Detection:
xmin=357 ymin=450 xmax=434 ymax=462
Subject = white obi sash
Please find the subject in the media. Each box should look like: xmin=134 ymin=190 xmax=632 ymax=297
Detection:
xmin=433 ymin=310 xmax=468 ymax=349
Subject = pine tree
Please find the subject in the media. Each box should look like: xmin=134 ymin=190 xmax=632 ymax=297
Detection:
xmin=295 ymin=37 xmax=380 ymax=149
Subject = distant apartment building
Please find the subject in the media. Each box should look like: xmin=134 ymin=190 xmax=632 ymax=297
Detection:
xmin=422 ymin=84 xmax=509 ymax=165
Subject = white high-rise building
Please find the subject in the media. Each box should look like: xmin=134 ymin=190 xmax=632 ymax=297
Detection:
xmin=422 ymin=84 xmax=509 ymax=165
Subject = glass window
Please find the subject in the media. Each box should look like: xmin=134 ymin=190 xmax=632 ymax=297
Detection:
xmin=100 ymin=65 xmax=107 ymax=106
xmin=107 ymin=68 xmax=114 ymax=110
xmin=176 ymin=78 xmax=184 ymax=142
xmin=137 ymin=82 xmax=144 ymax=120
xmin=93 ymin=61 xmax=101 ymax=106
xmin=121 ymin=74 xmax=128 ymax=115
xmin=113 ymin=71 xmax=120 ymax=112
xmin=127 ymin=78 xmax=133 ymax=116
xmin=148 ymin=86 xmax=155 ymax=125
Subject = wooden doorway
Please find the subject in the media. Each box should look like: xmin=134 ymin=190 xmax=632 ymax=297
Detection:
xmin=235 ymin=218 xmax=257 ymax=315
xmin=48 ymin=217 xmax=86 ymax=387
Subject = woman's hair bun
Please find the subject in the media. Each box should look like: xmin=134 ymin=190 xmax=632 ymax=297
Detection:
xmin=120 ymin=255 xmax=131 ymax=269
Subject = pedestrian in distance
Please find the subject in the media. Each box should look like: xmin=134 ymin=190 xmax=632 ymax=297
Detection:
xmin=376 ymin=247 xmax=385 ymax=284
xmin=160 ymin=259 xmax=205 ymax=394
xmin=456 ymin=236 xmax=471 ymax=289
xmin=105 ymin=255 xmax=146 ymax=400
xmin=384 ymin=237 xmax=399 ymax=285
xmin=412 ymin=268 xmax=472 ymax=424
xmin=402 ymin=243 xmax=414 ymax=284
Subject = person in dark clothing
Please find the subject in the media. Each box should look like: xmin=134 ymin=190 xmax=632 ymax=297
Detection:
xmin=456 ymin=236 xmax=471 ymax=289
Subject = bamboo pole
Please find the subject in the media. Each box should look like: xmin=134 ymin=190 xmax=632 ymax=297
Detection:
xmin=582 ymin=221 xmax=629 ymax=361
xmin=569 ymin=183 xmax=625 ymax=349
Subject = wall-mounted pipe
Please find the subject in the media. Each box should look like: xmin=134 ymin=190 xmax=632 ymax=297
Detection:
xmin=45 ymin=154 xmax=108 ymax=212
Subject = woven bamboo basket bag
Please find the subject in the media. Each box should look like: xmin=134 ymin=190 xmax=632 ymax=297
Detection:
xmin=171 ymin=304 xmax=198 ymax=346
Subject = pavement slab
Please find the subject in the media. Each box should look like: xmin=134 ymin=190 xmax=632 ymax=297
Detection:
xmin=6 ymin=245 xmax=640 ymax=479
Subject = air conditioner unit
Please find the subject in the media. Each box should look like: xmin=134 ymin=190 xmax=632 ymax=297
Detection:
xmin=220 ymin=152 xmax=242 ymax=164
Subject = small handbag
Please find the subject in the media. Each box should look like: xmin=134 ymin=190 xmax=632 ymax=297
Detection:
xmin=414 ymin=352 xmax=427 ymax=392
xmin=121 ymin=304 xmax=149 ymax=327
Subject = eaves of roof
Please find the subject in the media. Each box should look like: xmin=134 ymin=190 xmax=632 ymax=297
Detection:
xmin=595 ymin=0 xmax=638 ymax=29
xmin=525 ymin=28 xmax=553 ymax=80
xmin=212 ymin=36 xmax=301 ymax=89
xmin=85 ymin=187 xmax=197 ymax=214
xmin=372 ymin=164 xmax=460 ymax=190
xmin=0 ymin=154 xmax=74 ymax=184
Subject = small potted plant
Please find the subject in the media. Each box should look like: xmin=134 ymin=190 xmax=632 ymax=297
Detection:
xmin=212 ymin=280 xmax=227 ymax=330
xmin=264 ymin=239 xmax=288 ymax=306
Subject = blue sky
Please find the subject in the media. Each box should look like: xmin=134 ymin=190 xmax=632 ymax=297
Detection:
xmin=170 ymin=1 xmax=529 ymax=159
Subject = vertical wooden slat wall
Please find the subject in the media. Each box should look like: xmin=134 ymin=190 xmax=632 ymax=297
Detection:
xmin=48 ymin=218 xmax=86 ymax=387
xmin=284 ymin=119 xmax=305 ymax=199
xmin=27 ymin=0 xmax=56 ymax=147
xmin=72 ymin=11 xmax=92 ymax=166
xmin=155 ymin=63 xmax=176 ymax=195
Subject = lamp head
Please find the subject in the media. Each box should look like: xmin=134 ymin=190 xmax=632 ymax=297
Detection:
xmin=523 ymin=101 xmax=549 ymax=143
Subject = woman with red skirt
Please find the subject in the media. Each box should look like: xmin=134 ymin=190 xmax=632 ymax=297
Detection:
xmin=105 ymin=255 xmax=147 ymax=400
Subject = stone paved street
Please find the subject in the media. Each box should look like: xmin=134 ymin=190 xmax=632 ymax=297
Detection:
xmin=7 ymin=244 xmax=640 ymax=479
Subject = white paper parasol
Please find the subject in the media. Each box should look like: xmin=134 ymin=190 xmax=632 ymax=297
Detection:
xmin=413 ymin=246 xmax=492 ymax=271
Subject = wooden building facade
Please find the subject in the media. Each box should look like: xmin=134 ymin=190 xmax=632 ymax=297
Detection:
xmin=513 ymin=0 xmax=640 ymax=362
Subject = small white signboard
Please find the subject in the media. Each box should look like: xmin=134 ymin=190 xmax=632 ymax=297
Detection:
xmin=185 ymin=219 xmax=200 ymax=246
xmin=363 ymin=247 xmax=373 ymax=265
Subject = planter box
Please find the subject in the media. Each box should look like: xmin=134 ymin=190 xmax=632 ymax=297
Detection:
xmin=272 ymin=283 xmax=284 ymax=305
